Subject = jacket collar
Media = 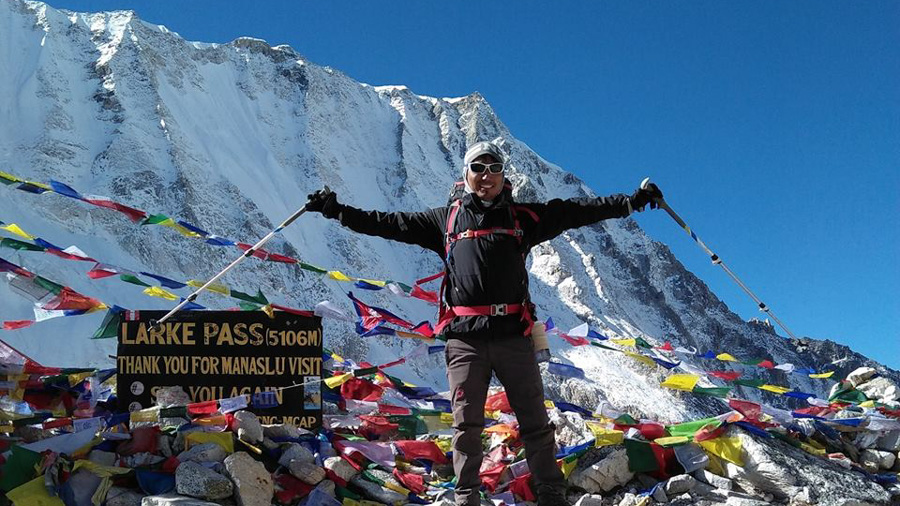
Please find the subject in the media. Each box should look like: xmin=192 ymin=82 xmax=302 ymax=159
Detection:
xmin=460 ymin=178 xmax=514 ymax=212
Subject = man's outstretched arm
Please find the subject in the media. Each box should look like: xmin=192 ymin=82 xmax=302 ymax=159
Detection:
xmin=307 ymin=188 xmax=445 ymax=254
xmin=522 ymin=183 xmax=663 ymax=245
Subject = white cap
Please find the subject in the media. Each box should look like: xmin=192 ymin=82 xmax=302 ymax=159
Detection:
xmin=463 ymin=141 xmax=507 ymax=166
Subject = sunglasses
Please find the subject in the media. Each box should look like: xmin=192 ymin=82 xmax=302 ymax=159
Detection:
xmin=468 ymin=162 xmax=505 ymax=174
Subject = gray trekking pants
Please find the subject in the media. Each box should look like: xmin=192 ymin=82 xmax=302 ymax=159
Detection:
xmin=445 ymin=334 xmax=565 ymax=505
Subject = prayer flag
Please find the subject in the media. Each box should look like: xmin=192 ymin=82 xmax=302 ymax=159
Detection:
xmin=82 ymin=196 xmax=147 ymax=222
xmin=143 ymin=286 xmax=179 ymax=301
xmin=692 ymin=386 xmax=730 ymax=398
xmin=624 ymin=351 xmax=657 ymax=367
xmin=49 ymin=180 xmax=83 ymax=199
xmin=809 ymin=371 xmax=835 ymax=379
xmin=673 ymin=443 xmax=709 ymax=473
xmin=140 ymin=272 xmax=187 ymax=289
xmin=611 ymin=338 xmax=636 ymax=347
xmin=624 ymin=438 xmax=659 ymax=473
xmin=774 ymin=363 xmax=795 ymax=373
xmin=0 ymin=238 xmax=44 ymax=251
xmin=327 ymin=271 xmax=353 ymax=282
xmin=699 ymin=437 xmax=744 ymax=466
xmin=716 ymin=353 xmax=737 ymax=362
xmin=585 ymin=422 xmax=624 ymax=447
xmin=547 ymin=362 xmax=585 ymax=379
xmin=187 ymin=279 xmax=230 ymax=295
xmin=230 ymin=289 xmax=268 ymax=305
xmin=3 ymin=320 xmax=34 ymax=330
xmin=325 ymin=373 xmax=352 ymax=389
xmin=756 ymin=360 xmax=775 ymax=369
xmin=120 ymin=274 xmax=151 ymax=287
xmin=759 ymin=384 xmax=791 ymax=395
xmin=666 ymin=418 xmax=721 ymax=439
xmin=708 ymin=371 xmax=742 ymax=381
xmin=660 ymin=374 xmax=700 ymax=392
xmin=87 ymin=263 xmax=120 ymax=279
xmin=0 ymin=223 xmax=35 ymax=240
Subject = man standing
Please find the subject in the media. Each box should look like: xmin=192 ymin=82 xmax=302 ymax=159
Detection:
xmin=307 ymin=141 xmax=662 ymax=506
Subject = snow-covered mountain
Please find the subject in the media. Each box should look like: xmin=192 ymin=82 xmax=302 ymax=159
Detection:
xmin=0 ymin=0 xmax=895 ymax=426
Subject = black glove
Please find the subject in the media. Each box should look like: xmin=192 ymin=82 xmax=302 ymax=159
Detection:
xmin=306 ymin=188 xmax=340 ymax=218
xmin=630 ymin=183 xmax=663 ymax=212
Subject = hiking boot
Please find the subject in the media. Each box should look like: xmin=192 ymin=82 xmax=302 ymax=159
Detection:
xmin=536 ymin=484 xmax=571 ymax=506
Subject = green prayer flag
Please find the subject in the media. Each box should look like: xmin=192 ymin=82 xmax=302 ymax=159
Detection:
xmin=141 ymin=214 xmax=171 ymax=225
xmin=92 ymin=309 xmax=122 ymax=339
xmin=388 ymin=414 xmax=428 ymax=436
xmin=590 ymin=341 xmax=619 ymax=351
xmin=634 ymin=337 xmax=653 ymax=349
xmin=120 ymin=274 xmax=151 ymax=287
xmin=300 ymin=262 xmax=328 ymax=274
xmin=692 ymin=386 xmax=731 ymax=398
xmin=238 ymin=302 xmax=261 ymax=311
xmin=0 ymin=445 xmax=43 ymax=491
xmin=33 ymin=276 xmax=64 ymax=295
xmin=231 ymin=289 xmax=268 ymax=305
xmin=336 ymin=486 xmax=363 ymax=501
xmin=740 ymin=357 xmax=764 ymax=366
xmin=396 ymin=282 xmax=413 ymax=292
xmin=831 ymin=388 xmax=868 ymax=404
xmin=0 ymin=238 xmax=44 ymax=251
xmin=353 ymin=366 xmax=379 ymax=377
xmin=614 ymin=413 xmax=639 ymax=425
xmin=624 ymin=438 xmax=659 ymax=473
xmin=666 ymin=417 xmax=722 ymax=439
xmin=160 ymin=406 xmax=188 ymax=419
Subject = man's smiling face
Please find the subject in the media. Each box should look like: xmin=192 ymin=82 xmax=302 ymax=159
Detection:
xmin=466 ymin=153 xmax=504 ymax=201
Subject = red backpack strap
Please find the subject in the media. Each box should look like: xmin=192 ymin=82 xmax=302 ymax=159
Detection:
xmin=512 ymin=205 xmax=539 ymax=223
xmin=444 ymin=200 xmax=462 ymax=257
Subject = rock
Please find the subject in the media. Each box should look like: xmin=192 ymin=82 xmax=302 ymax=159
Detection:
xmin=550 ymin=409 xmax=592 ymax=448
xmin=663 ymin=474 xmax=696 ymax=496
xmin=288 ymin=460 xmax=326 ymax=484
xmin=315 ymin=479 xmax=337 ymax=497
xmin=688 ymin=481 xmax=717 ymax=501
xmin=634 ymin=473 xmax=658 ymax=490
xmin=177 ymin=442 xmax=227 ymax=463
xmin=155 ymin=386 xmax=192 ymax=407
xmin=857 ymin=377 xmax=899 ymax=403
xmin=651 ymin=485 xmax=667 ymax=503
xmin=693 ymin=469 xmax=732 ymax=491
xmin=175 ymin=461 xmax=234 ymax=500
xmin=278 ymin=442 xmax=315 ymax=467
xmin=846 ymin=367 xmax=876 ymax=387
xmin=722 ymin=427 xmax=890 ymax=504
xmin=860 ymin=448 xmax=895 ymax=470
xmin=877 ymin=431 xmax=900 ymax=452
xmin=158 ymin=434 xmax=174 ymax=458
xmin=570 ymin=448 xmax=634 ymax=493
xmin=854 ymin=431 xmax=880 ymax=450
xmin=573 ymin=493 xmax=603 ymax=506
xmin=263 ymin=423 xmax=309 ymax=440
xmin=106 ymin=486 xmax=145 ymax=506
xmin=233 ymin=411 xmax=263 ymax=444
xmin=141 ymin=494 xmax=221 ymax=506
xmin=616 ymin=492 xmax=638 ymax=506
xmin=324 ymin=455 xmax=359 ymax=483
xmin=723 ymin=495 xmax=771 ymax=506
xmin=788 ymin=486 xmax=816 ymax=506
xmin=349 ymin=474 xmax=407 ymax=504
xmin=665 ymin=493 xmax=693 ymax=506
xmin=88 ymin=449 xmax=117 ymax=466
xmin=223 ymin=452 xmax=273 ymax=506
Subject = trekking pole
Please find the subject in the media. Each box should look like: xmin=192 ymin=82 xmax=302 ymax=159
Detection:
xmin=150 ymin=187 xmax=327 ymax=330
xmin=641 ymin=178 xmax=799 ymax=340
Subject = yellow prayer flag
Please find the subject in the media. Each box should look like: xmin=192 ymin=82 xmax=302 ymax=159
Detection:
xmin=357 ymin=278 xmax=386 ymax=287
xmin=561 ymin=457 xmax=578 ymax=478
xmin=634 ymin=497 xmax=650 ymax=506
xmin=716 ymin=353 xmax=737 ymax=362
xmin=324 ymin=373 xmax=352 ymax=389
xmin=143 ymin=286 xmax=179 ymax=301
xmin=0 ymin=425 xmax=14 ymax=433
xmin=484 ymin=409 xmax=500 ymax=419
xmin=68 ymin=371 xmax=93 ymax=387
xmin=0 ymin=171 xmax=23 ymax=183
xmin=809 ymin=371 xmax=835 ymax=379
xmin=186 ymin=431 xmax=234 ymax=454
xmin=327 ymin=270 xmax=353 ymax=282
xmin=12 ymin=388 xmax=24 ymax=401
xmin=0 ymin=223 xmax=36 ymax=240
xmin=343 ymin=499 xmax=362 ymax=506
xmin=383 ymin=481 xmax=410 ymax=496
xmin=699 ymin=436 xmax=744 ymax=466
xmin=544 ymin=400 xmax=556 ymax=408
xmin=161 ymin=221 xmax=201 ymax=238
xmin=611 ymin=338 xmax=636 ymax=347
xmin=654 ymin=436 xmax=690 ymax=446
xmin=187 ymin=279 xmax=230 ymax=295
xmin=860 ymin=400 xmax=876 ymax=408
xmin=130 ymin=407 xmax=159 ymax=423
xmin=586 ymin=422 xmax=625 ymax=447
xmin=799 ymin=441 xmax=827 ymax=457
xmin=759 ymin=384 xmax=791 ymax=394
xmin=660 ymin=374 xmax=700 ymax=392
xmin=440 ymin=413 xmax=454 ymax=425
xmin=6 ymin=477 xmax=65 ymax=506
xmin=624 ymin=350 xmax=656 ymax=367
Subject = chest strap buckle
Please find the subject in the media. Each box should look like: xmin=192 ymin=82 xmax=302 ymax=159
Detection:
xmin=490 ymin=304 xmax=508 ymax=316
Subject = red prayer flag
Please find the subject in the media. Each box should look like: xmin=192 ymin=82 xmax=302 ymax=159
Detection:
xmin=709 ymin=371 xmax=742 ymax=381
xmin=87 ymin=264 xmax=119 ymax=279
xmin=559 ymin=333 xmax=590 ymax=346
xmin=757 ymin=360 xmax=775 ymax=369
xmin=485 ymin=391 xmax=513 ymax=413
xmin=236 ymin=243 xmax=269 ymax=259
xmin=509 ymin=473 xmax=536 ymax=502
xmin=410 ymin=284 xmax=439 ymax=305
xmin=83 ymin=198 xmax=147 ymax=223
xmin=394 ymin=440 xmax=449 ymax=464
xmin=42 ymin=287 xmax=103 ymax=311
xmin=187 ymin=400 xmax=219 ymax=416
xmin=377 ymin=404 xmax=411 ymax=415
xmin=3 ymin=320 xmax=34 ymax=330
xmin=728 ymin=399 xmax=762 ymax=421
xmin=636 ymin=421 xmax=666 ymax=440
xmin=266 ymin=252 xmax=298 ymax=264
xmin=393 ymin=468 xmax=427 ymax=494
xmin=340 ymin=377 xmax=384 ymax=402
xmin=270 ymin=304 xmax=315 ymax=317
xmin=656 ymin=341 xmax=674 ymax=351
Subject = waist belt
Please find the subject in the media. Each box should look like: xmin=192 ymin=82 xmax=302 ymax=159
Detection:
xmin=434 ymin=303 xmax=534 ymax=336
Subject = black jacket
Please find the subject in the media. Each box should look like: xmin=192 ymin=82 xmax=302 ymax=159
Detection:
xmin=327 ymin=184 xmax=631 ymax=338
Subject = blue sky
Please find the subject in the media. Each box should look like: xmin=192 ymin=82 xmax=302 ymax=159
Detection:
xmin=54 ymin=1 xmax=899 ymax=368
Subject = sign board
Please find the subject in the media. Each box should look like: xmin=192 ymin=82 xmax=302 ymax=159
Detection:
xmin=117 ymin=310 xmax=322 ymax=429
